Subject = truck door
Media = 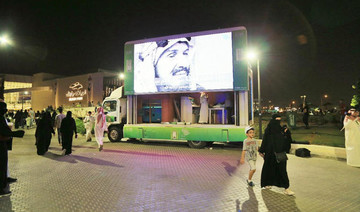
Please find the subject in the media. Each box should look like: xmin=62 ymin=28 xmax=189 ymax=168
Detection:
xmin=103 ymin=100 xmax=119 ymax=123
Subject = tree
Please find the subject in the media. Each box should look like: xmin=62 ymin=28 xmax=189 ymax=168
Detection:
xmin=350 ymin=79 xmax=360 ymax=108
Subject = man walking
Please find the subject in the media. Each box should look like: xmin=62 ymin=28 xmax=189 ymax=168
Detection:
xmin=54 ymin=108 xmax=66 ymax=145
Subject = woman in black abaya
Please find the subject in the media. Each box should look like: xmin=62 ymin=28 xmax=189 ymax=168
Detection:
xmin=258 ymin=114 xmax=294 ymax=195
xmin=60 ymin=111 xmax=77 ymax=155
xmin=35 ymin=112 xmax=55 ymax=155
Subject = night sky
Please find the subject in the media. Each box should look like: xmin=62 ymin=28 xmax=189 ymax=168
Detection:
xmin=1 ymin=0 xmax=359 ymax=107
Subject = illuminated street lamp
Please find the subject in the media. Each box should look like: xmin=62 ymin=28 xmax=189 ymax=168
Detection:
xmin=0 ymin=34 xmax=12 ymax=100
xmin=320 ymin=94 xmax=328 ymax=110
xmin=301 ymin=95 xmax=307 ymax=108
xmin=291 ymin=100 xmax=296 ymax=108
xmin=246 ymin=49 xmax=262 ymax=138
xmin=118 ymin=73 xmax=125 ymax=87
xmin=0 ymin=35 xmax=12 ymax=46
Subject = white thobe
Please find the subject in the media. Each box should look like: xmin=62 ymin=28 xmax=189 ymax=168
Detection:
xmin=344 ymin=118 xmax=360 ymax=167
xmin=95 ymin=114 xmax=107 ymax=147
xmin=198 ymin=94 xmax=208 ymax=124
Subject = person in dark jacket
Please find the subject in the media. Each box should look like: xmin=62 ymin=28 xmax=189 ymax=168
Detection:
xmin=258 ymin=114 xmax=295 ymax=196
xmin=35 ymin=110 xmax=41 ymax=125
xmin=35 ymin=112 xmax=55 ymax=155
xmin=60 ymin=111 xmax=77 ymax=155
xmin=0 ymin=102 xmax=24 ymax=196
xmin=22 ymin=110 xmax=28 ymax=129
xmin=302 ymin=104 xmax=310 ymax=129
xmin=51 ymin=110 xmax=57 ymax=128
xmin=14 ymin=110 xmax=22 ymax=129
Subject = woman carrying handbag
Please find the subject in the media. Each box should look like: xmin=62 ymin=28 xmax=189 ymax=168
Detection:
xmin=258 ymin=114 xmax=295 ymax=196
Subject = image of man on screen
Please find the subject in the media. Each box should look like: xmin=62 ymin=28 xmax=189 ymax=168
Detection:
xmin=153 ymin=37 xmax=195 ymax=92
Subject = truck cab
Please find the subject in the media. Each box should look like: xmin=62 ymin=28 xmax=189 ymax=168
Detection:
xmin=102 ymin=86 xmax=127 ymax=142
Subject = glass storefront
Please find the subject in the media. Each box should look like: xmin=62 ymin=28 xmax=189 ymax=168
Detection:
xmin=4 ymin=81 xmax=32 ymax=110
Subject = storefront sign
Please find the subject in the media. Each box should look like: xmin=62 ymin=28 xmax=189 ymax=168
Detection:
xmin=66 ymin=82 xmax=87 ymax=101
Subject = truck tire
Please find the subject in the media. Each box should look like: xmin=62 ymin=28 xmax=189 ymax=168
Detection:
xmin=108 ymin=126 xmax=122 ymax=142
xmin=187 ymin=140 xmax=207 ymax=149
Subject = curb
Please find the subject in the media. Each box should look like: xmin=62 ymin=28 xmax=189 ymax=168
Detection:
xmin=255 ymin=139 xmax=346 ymax=161
xmin=290 ymin=144 xmax=346 ymax=160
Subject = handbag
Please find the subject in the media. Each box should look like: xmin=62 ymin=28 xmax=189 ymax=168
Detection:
xmin=274 ymin=152 xmax=288 ymax=163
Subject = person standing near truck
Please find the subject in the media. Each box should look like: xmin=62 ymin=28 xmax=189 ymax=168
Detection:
xmin=95 ymin=107 xmax=107 ymax=151
xmin=240 ymin=126 xmax=258 ymax=187
xmin=198 ymin=92 xmax=209 ymax=124
xmin=83 ymin=111 xmax=95 ymax=142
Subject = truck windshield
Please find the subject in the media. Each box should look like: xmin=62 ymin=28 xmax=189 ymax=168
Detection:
xmin=103 ymin=100 xmax=117 ymax=112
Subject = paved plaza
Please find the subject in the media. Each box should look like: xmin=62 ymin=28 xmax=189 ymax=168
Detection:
xmin=1 ymin=128 xmax=360 ymax=212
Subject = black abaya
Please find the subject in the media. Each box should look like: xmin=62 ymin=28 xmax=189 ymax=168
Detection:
xmin=259 ymin=118 xmax=291 ymax=188
xmin=60 ymin=116 xmax=77 ymax=155
xmin=35 ymin=114 xmax=54 ymax=155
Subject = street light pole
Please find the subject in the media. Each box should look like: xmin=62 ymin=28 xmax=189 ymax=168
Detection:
xmin=321 ymin=94 xmax=328 ymax=112
xmin=245 ymin=49 xmax=262 ymax=139
xmin=320 ymin=95 xmax=323 ymax=110
xmin=257 ymin=59 xmax=262 ymax=139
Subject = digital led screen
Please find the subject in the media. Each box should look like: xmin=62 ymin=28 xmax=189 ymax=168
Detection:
xmin=133 ymin=32 xmax=234 ymax=94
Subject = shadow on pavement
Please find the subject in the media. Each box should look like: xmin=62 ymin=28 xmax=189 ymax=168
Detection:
xmin=241 ymin=187 xmax=258 ymax=212
xmin=71 ymin=155 xmax=124 ymax=168
xmin=49 ymin=145 xmax=96 ymax=151
xmin=261 ymin=189 xmax=300 ymax=212
xmin=235 ymin=199 xmax=240 ymax=211
xmin=126 ymin=139 xmax=242 ymax=150
xmin=222 ymin=161 xmax=238 ymax=176
xmin=42 ymin=152 xmax=124 ymax=168
xmin=103 ymin=149 xmax=175 ymax=158
xmin=48 ymin=146 xmax=62 ymax=151
xmin=0 ymin=195 xmax=13 ymax=212
xmin=127 ymin=140 xmax=189 ymax=148
xmin=72 ymin=145 xmax=96 ymax=149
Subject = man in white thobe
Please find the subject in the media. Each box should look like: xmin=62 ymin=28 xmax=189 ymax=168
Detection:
xmin=198 ymin=92 xmax=208 ymax=124
xmin=83 ymin=111 xmax=95 ymax=142
xmin=343 ymin=107 xmax=360 ymax=167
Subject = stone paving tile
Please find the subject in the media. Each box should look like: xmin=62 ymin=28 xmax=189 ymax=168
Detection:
xmin=0 ymin=128 xmax=360 ymax=211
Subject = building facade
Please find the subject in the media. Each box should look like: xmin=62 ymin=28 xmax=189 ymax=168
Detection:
xmin=1 ymin=69 xmax=121 ymax=111
xmin=0 ymin=74 xmax=33 ymax=110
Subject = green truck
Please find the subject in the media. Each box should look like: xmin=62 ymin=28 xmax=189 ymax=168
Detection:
xmin=103 ymin=26 xmax=253 ymax=148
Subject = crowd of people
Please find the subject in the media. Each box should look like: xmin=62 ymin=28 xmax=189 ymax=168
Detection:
xmin=239 ymin=105 xmax=360 ymax=198
xmin=0 ymin=100 xmax=108 ymax=196
xmin=2 ymin=96 xmax=359 ymax=198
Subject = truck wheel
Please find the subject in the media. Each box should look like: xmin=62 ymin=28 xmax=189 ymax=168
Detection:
xmin=187 ymin=140 xmax=207 ymax=149
xmin=108 ymin=127 xmax=122 ymax=142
